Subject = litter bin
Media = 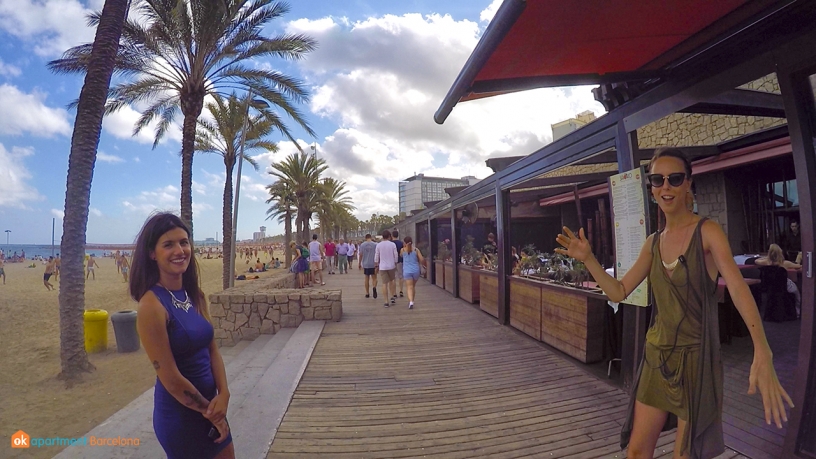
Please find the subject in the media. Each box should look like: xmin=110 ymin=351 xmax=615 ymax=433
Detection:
xmin=110 ymin=310 xmax=140 ymax=353
xmin=84 ymin=309 xmax=109 ymax=353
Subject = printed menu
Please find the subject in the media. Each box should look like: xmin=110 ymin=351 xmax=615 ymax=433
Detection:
xmin=609 ymin=167 xmax=649 ymax=307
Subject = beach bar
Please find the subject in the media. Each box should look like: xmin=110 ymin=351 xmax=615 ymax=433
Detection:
xmin=397 ymin=1 xmax=816 ymax=456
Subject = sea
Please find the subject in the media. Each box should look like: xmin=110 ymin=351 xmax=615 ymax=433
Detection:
xmin=0 ymin=244 xmax=132 ymax=260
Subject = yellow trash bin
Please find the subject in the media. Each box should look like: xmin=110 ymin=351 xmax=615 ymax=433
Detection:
xmin=84 ymin=309 xmax=109 ymax=353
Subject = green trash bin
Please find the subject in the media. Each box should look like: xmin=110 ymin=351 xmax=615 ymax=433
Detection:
xmin=110 ymin=310 xmax=140 ymax=353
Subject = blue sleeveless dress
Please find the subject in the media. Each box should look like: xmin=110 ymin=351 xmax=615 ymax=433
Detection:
xmin=151 ymin=286 xmax=232 ymax=459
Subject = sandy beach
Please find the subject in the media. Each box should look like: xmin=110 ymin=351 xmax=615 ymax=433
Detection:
xmin=0 ymin=254 xmax=280 ymax=458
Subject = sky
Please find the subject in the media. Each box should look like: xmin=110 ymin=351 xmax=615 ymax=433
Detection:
xmin=0 ymin=0 xmax=605 ymax=244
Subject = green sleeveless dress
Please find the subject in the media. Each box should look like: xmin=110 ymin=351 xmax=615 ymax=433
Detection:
xmin=621 ymin=218 xmax=725 ymax=459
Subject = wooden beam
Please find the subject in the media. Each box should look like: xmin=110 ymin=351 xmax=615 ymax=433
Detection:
xmin=496 ymin=183 xmax=511 ymax=325
xmin=679 ymin=88 xmax=785 ymax=118
xmin=508 ymin=171 xmax=619 ymax=190
xmin=451 ymin=211 xmax=459 ymax=298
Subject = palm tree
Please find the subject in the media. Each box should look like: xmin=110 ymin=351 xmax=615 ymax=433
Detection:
xmin=195 ymin=94 xmax=278 ymax=290
xmin=52 ymin=0 xmax=130 ymax=384
xmin=265 ymin=181 xmax=296 ymax=267
xmin=268 ymin=152 xmax=328 ymax=242
xmin=49 ymin=0 xmax=316 ymax=236
xmin=315 ymin=177 xmax=354 ymax=240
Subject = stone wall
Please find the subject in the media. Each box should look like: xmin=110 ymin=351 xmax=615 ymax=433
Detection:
xmin=208 ymin=272 xmax=342 ymax=346
xmin=693 ymin=172 xmax=728 ymax=234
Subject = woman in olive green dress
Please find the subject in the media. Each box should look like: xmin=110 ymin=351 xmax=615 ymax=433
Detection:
xmin=556 ymin=148 xmax=793 ymax=459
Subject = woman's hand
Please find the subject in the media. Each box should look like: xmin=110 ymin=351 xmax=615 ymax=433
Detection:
xmin=748 ymin=351 xmax=794 ymax=428
xmin=554 ymin=227 xmax=592 ymax=262
xmin=212 ymin=418 xmax=230 ymax=443
xmin=205 ymin=392 xmax=230 ymax=424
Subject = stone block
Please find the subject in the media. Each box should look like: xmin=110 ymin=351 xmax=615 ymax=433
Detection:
xmin=328 ymin=293 xmax=341 ymax=301
xmin=232 ymin=303 xmax=244 ymax=314
xmin=289 ymin=300 xmax=301 ymax=316
xmin=249 ymin=312 xmax=262 ymax=328
xmin=235 ymin=313 xmax=248 ymax=329
xmin=250 ymin=303 xmax=258 ymax=313
xmin=242 ymin=327 xmax=260 ymax=341
xmin=265 ymin=308 xmax=281 ymax=323
xmin=260 ymin=320 xmax=275 ymax=334
xmin=281 ymin=314 xmax=298 ymax=327
xmin=274 ymin=323 xmax=281 ymax=334
xmin=302 ymin=307 xmax=314 ymax=320
xmin=210 ymin=302 xmax=226 ymax=318
xmin=214 ymin=328 xmax=228 ymax=339
xmin=315 ymin=309 xmax=332 ymax=320
xmin=222 ymin=320 xmax=235 ymax=332
xmin=275 ymin=294 xmax=289 ymax=303
xmin=280 ymin=302 xmax=289 ymax=314
xmin=295 ymin=315 xmax=303 ymax=326
xmin=257 ymin=303 xmax=270 ymax=318
xmin=331 ymin=302 xmax=342 ymax=322
xmin=301 ymin=296 xmax=311 ymax=307
xmin=272 ymin=303 xmax=281 ymax=310
xmin=288 ymin=293 xmax=300 ymax=300
xmin=253 ymin=294 xmax=268 ymax=303
xmin=311 ymin=299 xmax=331 ymax=308
xmin=310 ymin=293 xmax=325 ymax=299
xmin=226 ymin=311 xmax=235 ymax=323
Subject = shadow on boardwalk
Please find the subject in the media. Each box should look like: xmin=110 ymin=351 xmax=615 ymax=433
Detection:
xmin=268 ymin=270 xmax=747 ymax=459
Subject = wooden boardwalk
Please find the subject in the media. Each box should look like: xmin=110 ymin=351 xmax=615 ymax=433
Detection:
xmin=268 ymin=270 xmax=749 ymax=458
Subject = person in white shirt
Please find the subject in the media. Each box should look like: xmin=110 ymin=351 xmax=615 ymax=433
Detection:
xmin=374 ymin=229 xmax=399 ymax=308
xmin=308 ymin=234 xmax=325 ymax=286
xmin=347 ymin=241 xmax=356 ymax=270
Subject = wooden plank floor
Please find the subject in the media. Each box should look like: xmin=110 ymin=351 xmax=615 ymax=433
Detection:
xmin=268 ymin=270 xmax=748 ymax=458
xmin=720 ymin=319 xmax=799 ymax=459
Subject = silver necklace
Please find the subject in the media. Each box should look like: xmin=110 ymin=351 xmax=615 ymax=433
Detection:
xmin=162 ymin=284 xmax=192 ymax=312
xmin=661 ymin=219 xmax=694 ymax=272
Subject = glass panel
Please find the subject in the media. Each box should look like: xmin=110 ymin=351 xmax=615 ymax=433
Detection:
xmin=787 ymin=179 xmax=799 ymax=207
xmin=773 ymin=181 xmax=785 ymax=208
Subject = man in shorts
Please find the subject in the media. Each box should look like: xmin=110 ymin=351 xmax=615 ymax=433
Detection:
xmin=392 ymin=230 xmax=404 ymax=298
xmin=308 ymin=234 xmax=325 ymax=285
xmin=120 ymin=253 xmax=130 ymax=283
xmin=86 ymin=254 xmax=99 ymax=280
xmin=358 ymin=234 xmax=378 ymax=298
xmin=0 ymin=257 xmax=5 ymax=284
xmin=44 ymin=256 xmax=56 ymax=290
xmin=324 ymin=237 xmax=337 ymax=274
xmin=374 ymin=229 xmax=399 ymax=307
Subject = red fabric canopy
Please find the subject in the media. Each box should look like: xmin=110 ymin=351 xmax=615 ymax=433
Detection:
xmin=475 ymin=0 xmax=745 ymax=83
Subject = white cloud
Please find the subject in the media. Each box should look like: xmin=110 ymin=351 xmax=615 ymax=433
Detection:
xmin=102 ymin=103 xmax=183 ymax=145
xmin=0 ymin=84 xmax=71 ymax=137
xmin=282 ymin=14 xmax=605 ymax=219
xmin=0 ymin=0 xmax=102 ymax=57
xmin=97 ymin=152 xmax=125 ymax=163
xmin=192 ymin=180 xmax=206 ymax=196
xmin=480 ymin=0 xmax=503 ymax=23
xmin=0 ymin=58 xmax=21 ymax=77
xmin=0 ymin=143 xmax=43 ymax=208
xmin=122 ymin=185 xmax=213 ymax=216
xmin=51 ymin=208 xmax=64 ymax=219
xmin=90 ymin=207 xmax=102 ymax=217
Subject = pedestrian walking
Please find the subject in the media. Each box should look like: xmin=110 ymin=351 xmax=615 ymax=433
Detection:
xmin=308 ymin=234 xmax=325 ymax=286
xmin=374 ymin=230 xmax=399 ymax=308
xmin=347 ymin=241 xmax=356 ymax=270
xmin=358 ymin=234 xmax=378 ymax=298
xmin=556 ymin=148 xmax=792 ymax=458
xmin=392 ymin=230 xmax=404 ymax=298
xmin=324 ymin=238 xmax=337 ymax=274
xmin=337 ymin=239 xmax=349 ymax=274
xmin=400 ymin=236 xmax=425 ymax=309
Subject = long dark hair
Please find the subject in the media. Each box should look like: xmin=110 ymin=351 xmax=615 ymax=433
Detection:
xmin=129 ymin=213 xmax=210 ymax=322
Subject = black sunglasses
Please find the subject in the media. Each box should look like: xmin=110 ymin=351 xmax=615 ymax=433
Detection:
xmin=647 ymin=173 xmax=687 ymax=188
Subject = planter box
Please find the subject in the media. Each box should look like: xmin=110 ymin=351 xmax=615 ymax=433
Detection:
xmin=479 ymin=270 xmax=499 ymax=317
xmin=509 ymin=276 xmax=607 ymax=363
xmin=458 ymin=265 xmax=482 ymax=304
xmin=434 ymin=260 xmax=445 ymax=289
xmin=444 ymin=262 xmax=455 ymax=295
xmin=509 ymin=277 xmax=542 ymax=340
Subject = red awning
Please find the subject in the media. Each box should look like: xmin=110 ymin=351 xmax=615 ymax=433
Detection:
xmin=435 ymin=0 xmax=771 ymax=123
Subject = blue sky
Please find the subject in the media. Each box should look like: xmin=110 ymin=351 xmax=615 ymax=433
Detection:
xmin=0 ymin=0 xmax=604 ymax=244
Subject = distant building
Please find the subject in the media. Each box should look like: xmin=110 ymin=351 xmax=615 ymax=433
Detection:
xmin=551 ymin=110 xmax=597 ymax=141
xmin=196 ymin=237 xmax=219 ymax=247
xmin=399 ymin=174 xmax=479 ymax=214
xmin=252 ymin=226 xmax=266 ymax=241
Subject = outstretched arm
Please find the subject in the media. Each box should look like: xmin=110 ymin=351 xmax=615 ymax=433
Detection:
xmin=703 ymin=220 xmax=793 ymax=428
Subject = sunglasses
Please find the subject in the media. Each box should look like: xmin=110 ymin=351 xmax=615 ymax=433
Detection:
xmin=647 ymin=173 xmax=687 ymax=188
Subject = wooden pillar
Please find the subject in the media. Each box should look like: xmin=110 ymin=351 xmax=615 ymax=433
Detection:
xmin=573 ymin=185 xmax=583 ymax=231
xmin=778 ymin=65 xmax=816 ymax=458
xmin=616 ymin=120 xmax=649 ymax=391
xmin=496 ymin=184 xmax=511 ymax=325
xmin=451 ymin=210 xmax=459 ymax=298
xmin=429 ymin=218 xmax=437 ymax=285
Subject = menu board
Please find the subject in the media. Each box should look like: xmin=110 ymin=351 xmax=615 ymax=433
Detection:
xmin=609 ymin=167 xmax=649 ymax=307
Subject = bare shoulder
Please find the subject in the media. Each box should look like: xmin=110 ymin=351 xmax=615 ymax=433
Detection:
xmin=701 ymin=218 xmax=727 ymax=241
xmin=138 ymin=290 xmax=168 ymax=321
xmin=644 ymin=233 xmax=656 ymax=253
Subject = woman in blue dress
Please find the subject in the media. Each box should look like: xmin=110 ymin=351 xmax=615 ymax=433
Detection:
xmin=131 ymin=213 xmax=234 ymax=458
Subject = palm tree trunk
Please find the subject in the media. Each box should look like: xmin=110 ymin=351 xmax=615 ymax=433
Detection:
xmin=58 ymin=0 xmax=128 ymax=385
xmin=222 ymin=166 xmax=233 ymax=291
xmin=179 ymin=93 xmax=204 ymax=238
xmin=284 ymin=209 xmax=292 ymax=268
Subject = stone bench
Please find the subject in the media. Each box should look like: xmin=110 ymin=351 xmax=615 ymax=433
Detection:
xmin=209 ymin=276 xmax=342 ymax=346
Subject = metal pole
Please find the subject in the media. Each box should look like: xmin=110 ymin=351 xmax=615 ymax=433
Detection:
xmin=51 ymin=218 xmax=55 ymax=257
xmin=228 ymin=92 xmax=253 ymax=288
